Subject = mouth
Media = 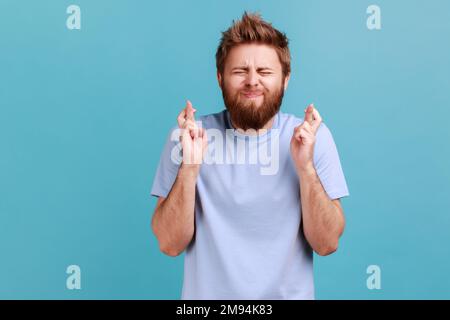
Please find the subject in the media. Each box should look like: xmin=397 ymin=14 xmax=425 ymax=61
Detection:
xmin=241 ymin=91 xmax=264 ymax=99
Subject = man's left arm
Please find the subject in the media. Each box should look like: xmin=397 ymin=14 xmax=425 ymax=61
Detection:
xmin=298 ymin=164 xmax=345 ymax=256
xmin=290 ymin=104 xmax=348 ymax=256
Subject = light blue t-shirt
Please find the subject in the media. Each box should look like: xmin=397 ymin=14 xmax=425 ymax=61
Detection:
xmin=151 ymin=109 xmax=349 ymax=300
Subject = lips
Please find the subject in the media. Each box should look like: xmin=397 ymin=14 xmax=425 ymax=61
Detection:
xmin=242 ymin=91 xmax=263 ymax=98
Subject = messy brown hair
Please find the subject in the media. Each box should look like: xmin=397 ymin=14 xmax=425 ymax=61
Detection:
xmin=216 ymin=11 xmax=291 ymax=79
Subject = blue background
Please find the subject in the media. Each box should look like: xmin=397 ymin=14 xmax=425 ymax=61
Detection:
xmin=1 ymin=0 xmax=449 ymax=299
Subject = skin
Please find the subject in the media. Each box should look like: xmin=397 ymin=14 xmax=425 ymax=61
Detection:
xmin=151 ymin=101 xmax=207 ymax=257
xmin=218 ymin=43 xmax=289 ymax=134
xmin=152 ymin=43 xmax=345 ymax=257
xmin=291 ymin=104 xmax=345 ymax=255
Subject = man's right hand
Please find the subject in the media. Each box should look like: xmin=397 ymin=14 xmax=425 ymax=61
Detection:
xmin=177 ymin=100 xmax=208 ymax=166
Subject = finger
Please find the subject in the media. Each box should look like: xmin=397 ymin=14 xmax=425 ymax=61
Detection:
xmin=298 ymin=128 xmax=311 ymax=143
xmin=186 ymin=100 xmax=197 ymax=121
xmin=181 ymin=126 xmax=191 ymax=142
xmin=293 ymin=127 xmax=302 ymax=142
xmin=293 ymin=125 xmax=312 ymax=141
xmin=304 ymin=103 xmax=314 ymax=124
xmin=311 ymin=107 xmax=322 ymax=131
xmin=184 ymin=127 xmax=196 ymax=140
xmin=300 ymin=128 xmax=309 ymax=137
xmin=184 ymin=121 xmax=199 ymax=139
xmin=193 ymin=125 xmax=199 ymax=139
xmin=202 ymin=128 xmax=208 ymax=150
xmin=301 ymin=121 xmax=314 ymax=134
xmin=202 ymin=127 xmax=208 ymax=140
xmin=177 ymin=109 xmax=186 ymax=128
xmin=186 ymin=126 xmax=197 ymax=139
xmin=199 ymin=127 xmax=205 ymax=138
xmin=183 ymin=119 xmax=196 ymax=130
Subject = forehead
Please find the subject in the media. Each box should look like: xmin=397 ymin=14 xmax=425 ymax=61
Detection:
xmin=225 ymin=43 xmax=281 ymax=69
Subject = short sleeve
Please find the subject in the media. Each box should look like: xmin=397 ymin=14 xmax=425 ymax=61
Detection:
xmin=313 ymin=122 xmax=350 ymax=200
xmin=150 ymin=126 xmax=182 ymax=198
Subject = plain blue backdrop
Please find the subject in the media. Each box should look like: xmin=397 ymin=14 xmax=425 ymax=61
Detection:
xmin=1 ymin=0 xmax=449 ymax=299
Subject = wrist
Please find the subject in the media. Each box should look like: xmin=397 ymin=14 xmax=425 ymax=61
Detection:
xmin=297 ymin=162 xmax=316 ymax=177
xmin=179 ymin=163 xmax=201 ymax=178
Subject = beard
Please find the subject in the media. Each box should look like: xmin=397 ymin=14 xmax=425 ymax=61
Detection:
xmin=222 ymin=80 xmax=285 ymax=131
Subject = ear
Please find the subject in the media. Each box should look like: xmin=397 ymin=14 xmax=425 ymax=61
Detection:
xmin=217 ymin=71 xmax=223 ymax=89
xmin=283 ymin=73 xmax=290 ymax=91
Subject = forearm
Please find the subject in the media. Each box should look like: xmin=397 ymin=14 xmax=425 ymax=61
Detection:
xmin=298 ymin=165 xmax=344 ymax=256
xmin=152 ymin=164 xmax=199 ymax=256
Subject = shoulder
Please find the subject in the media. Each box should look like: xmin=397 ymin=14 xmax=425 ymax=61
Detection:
xmin=196 ymin=109 xmax=228 ymax=129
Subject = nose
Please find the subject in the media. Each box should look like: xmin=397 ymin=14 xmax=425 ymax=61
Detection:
xmin=245 ymin=69 xmax=259 ymax=88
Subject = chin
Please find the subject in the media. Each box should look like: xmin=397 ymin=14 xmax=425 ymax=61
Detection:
xmin=243 ymin=97 xmax=264 ymax=106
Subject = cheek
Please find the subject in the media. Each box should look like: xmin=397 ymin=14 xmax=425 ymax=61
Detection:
xmin=262 ymin=77 xmax=282 ymax=91
xmin=225 ymin=77 xmax=245 ymax=91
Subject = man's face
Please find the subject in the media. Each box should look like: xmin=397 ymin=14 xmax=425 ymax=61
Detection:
xmin=218 ymin=43 xmax=289 ymax=131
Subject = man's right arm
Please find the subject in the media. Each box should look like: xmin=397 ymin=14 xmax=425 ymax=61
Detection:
xmin=151 ymin=100 xmax=207 ymax=257
xmin=151 ymin=164 xmax=199 ymax=257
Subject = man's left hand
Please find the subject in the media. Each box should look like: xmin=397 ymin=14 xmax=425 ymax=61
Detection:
xmin=290 ymin=103 xmax=323 ymax=175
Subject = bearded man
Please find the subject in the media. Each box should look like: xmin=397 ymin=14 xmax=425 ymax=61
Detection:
xmin=150 ymin=12 xmax=350 ymax=300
